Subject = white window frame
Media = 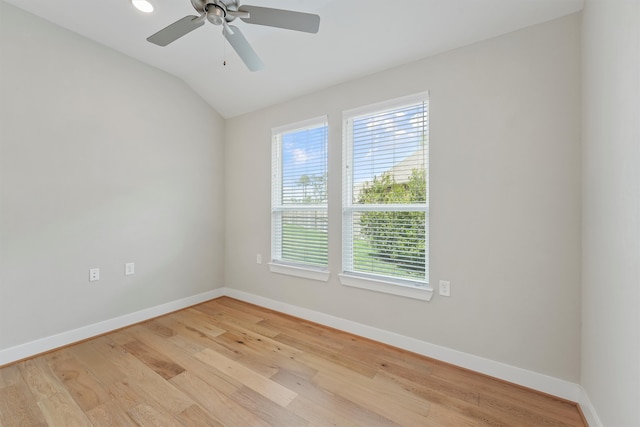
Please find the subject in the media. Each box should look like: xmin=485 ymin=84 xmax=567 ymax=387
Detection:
xmin=340 ymin=93 xmax=432 ymax=300
xmin=270 ymin=116 xmax=330 ymax=282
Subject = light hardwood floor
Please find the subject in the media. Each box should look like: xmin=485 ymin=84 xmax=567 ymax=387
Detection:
xmin=0 ymin=297 xmax=587 ymax=426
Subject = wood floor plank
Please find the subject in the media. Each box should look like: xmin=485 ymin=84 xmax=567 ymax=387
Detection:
xmin=87 ymin=335 xmax=167 ymax=381
xmin=88 ymin=334 xmax=195 ymax=417
xmin=267 ymin=319 xmax=345 ymax=353
xmin=154 ymin=313 xmax=226 ymax=341
xmin=342 ymin=336 xmax=438 ymax=375
xmin=143 ymin=316 xmax=247 ymax=362
xmin=37 ymin=391 xmax=93 ymax=427
xmin=272 ymin=368 xmax=400 ymax=427
xmin=48 ymin=355 xmax=112 ymax=412
xmin=194 ymin=348 xmax=298 ymax=407
xmin=123 ymin=339 xmax=186 ymax=380
xmin=187 ymin=303 xmax=284 ymax=343
xmin=229 ymin=385 xmax=309 ymax=427
xmin=103 ymin=330 xmax=136 ymax=346
xmin=208 ymin=331 xmax=283 ymax=378
xmin=431 ymin=362 xmax=584 ymax=424
xmin=0 ymin=383 xmax=48 ymax=427
xmin=210 ymin=327 xmax=309 ymax=378
xmin=121 ymin=320 xmax=245 ymax=396
xmin=166 ymin=332 xmax=208 ymax=355
xmin=0 ymin=297 xmax=587 ymax=427
xmin=175 ymin=404 xmax=226 ymax=427
xmin=197 ymin=299 xmax=285 ymax=339
xmin=122 ymin=320 xmax=248 ymax=394
xmin=169 ymin=370 xmax=271 ymax=427
xmin=127 ymin=403 xmax=182 ymax=427
xmin=104 ymin=380 xmax=145 ymax=412
xmin=311 ymin=366 xmax=432 ymax=426
xmin=85 ymin=400 xmax=138 ymax=427
xmin=377 ymin=361 xmax=480 ymax=405
xmin=65 ymin=342 xmax=127 ymax=387
xmin=194 ymin=299 xmax=266 ymax=325
xmin=0 ymin=364 xmax=22 ymax=388
xmin=121 ymin=373 xmax=195 ymax=417
xmin=17 ymin=358 xmax=68 ymax=402
xmin=287 ymin=395 xmax=384 ymax=427
xmin=213 ymin=323 xmax=303 ymax=360
xmin=478 ymin=394 xmax=583 ymax=427
xmin=277 ymin=332 xmax=378 ymax=378
xmin=373 ymin=368 xmax=502 ymax=426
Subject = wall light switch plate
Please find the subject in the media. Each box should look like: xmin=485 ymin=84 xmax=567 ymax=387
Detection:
xmin=89 ymin=268 xmax=100 ymax=282
xmin=439 ymin=280 xmax=451 ymax=297
xmin=125 ymin=262 xmax=135 ymax=276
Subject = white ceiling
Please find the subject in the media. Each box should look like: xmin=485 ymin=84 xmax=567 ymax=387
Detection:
xmin=4 ymin=0 xmax=583 ymax=118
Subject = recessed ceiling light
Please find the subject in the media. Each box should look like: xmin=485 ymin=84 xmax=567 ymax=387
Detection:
xmin=131 ymin=0 xmax=154 ymax=13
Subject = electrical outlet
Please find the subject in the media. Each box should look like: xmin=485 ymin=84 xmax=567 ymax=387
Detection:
xmin=89 ymin=268 xmax=100 ymax=282
xmin=439 ymin=280 xmax=451 ymax=297
xmin=125 ymin=262 xmax=135 ymax=276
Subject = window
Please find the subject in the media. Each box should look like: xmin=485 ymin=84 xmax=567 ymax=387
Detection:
xmin=271 ymin=117 xmax=329 ymax=281
xmin=341 ymin=93 xmax=430 ymax=297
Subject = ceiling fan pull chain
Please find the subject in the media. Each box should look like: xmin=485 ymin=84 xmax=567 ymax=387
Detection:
xmin=223 ymin=34 xmax=227 ymax=66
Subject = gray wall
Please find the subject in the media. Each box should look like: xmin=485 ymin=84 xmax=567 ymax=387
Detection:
xmin=0 ymin=0 xmax=592 ymax=396
xmin=0 ymin=3 xmax=225 ymax=349
xmin=582 ymin=0 xmax=640 ymax=425
xmin=225 ymin=14 xmax=582 ymax=382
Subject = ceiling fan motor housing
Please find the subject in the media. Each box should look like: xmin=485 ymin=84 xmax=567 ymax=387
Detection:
xmin=206 ymin=3 xmax=226 ymax=25
xmin=191 ymin=0 xmax=238 ymax=23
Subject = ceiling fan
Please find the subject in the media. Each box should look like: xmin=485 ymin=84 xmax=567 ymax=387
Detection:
xmin=147 ymin=0 xmax=320 ymax=72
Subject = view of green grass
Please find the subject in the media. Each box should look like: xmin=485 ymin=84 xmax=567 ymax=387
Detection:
xmin=353 ymin=237 xmax=424 ymax=280
xmin=281 ymin=223 xmax=424 ymax=280
xmin=281 ymin=223 xmax=328 ymax=267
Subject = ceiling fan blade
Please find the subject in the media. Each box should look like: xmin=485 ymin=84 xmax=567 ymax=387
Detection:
xmin=223 ymin=24 xmax=264 ymax=72
xmin=239 ymin=6 xmax=320 ymax=34
xmin=147 ymin=15 xmax=205 ymax=46
xmin=227 ymin=9 xmax=250 ymax=19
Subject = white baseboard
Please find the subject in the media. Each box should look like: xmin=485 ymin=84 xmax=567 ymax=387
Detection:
xmin=1 ymin=285 xmax=590 ymax=416
xmin=0 ymin=288 xmax=225 ymax=366
xmin=579 ymin=386 xmax=603 ymax=427
xmin=223 ymin=287 xmax=583 ymax=403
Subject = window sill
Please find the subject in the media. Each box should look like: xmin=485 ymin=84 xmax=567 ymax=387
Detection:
xmin=268 ymin=262 xmax=330 ymax=282
xmin=338 ymin=273 xmax=433 ymax=301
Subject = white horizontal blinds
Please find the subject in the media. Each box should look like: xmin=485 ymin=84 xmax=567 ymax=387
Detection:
xmin=272 ymin=117 xmax=328 ymax=268
xmin=349 ymin=210 xmax=426 ymax=280
xmin=351 ymin=101 xmax=427 ymax=204
xmin=280 ymin=211 xmax=328 ymax=265
xmin=344 ymin=94 xmax=429 ymax=283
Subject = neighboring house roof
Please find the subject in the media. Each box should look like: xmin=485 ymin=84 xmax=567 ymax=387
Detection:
xmin=353 ymin=148 xmax=427 ymax=200
xmin=387 ymin=148 xmax=427 ymax=183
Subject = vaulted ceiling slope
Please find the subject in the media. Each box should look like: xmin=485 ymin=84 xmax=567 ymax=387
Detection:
xmin=4 ymin=0 xmax=583 ymax=118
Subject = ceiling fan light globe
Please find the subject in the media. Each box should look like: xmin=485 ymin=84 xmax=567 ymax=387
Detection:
xmin=131 ymin=0 xmax=154 ymax=13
